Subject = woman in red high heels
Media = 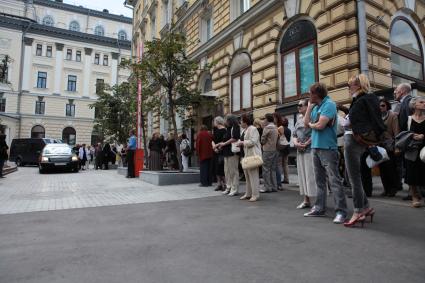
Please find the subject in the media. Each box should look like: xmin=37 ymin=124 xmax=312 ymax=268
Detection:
xmin=343 ymin=74 xmax=384 ymax=227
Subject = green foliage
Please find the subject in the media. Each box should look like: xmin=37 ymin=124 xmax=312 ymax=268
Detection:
xmin=89 ymin=82 xmax=137 ymax=144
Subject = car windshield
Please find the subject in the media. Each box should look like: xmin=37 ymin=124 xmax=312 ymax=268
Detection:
xmin=43 ymin=146 xmax=72 ymax=155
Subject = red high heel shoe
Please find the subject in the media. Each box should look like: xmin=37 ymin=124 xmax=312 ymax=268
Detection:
xmin=362 ymin=208 xmax=375 ymax=223
xmin=344 ymin=214 xmax=366 ymax=228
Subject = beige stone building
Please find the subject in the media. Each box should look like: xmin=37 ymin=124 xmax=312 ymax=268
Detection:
xmin=0 ymin=0 xmax=132 ymax=146
xmin=126 ymin=0 xmax=425 ymax=135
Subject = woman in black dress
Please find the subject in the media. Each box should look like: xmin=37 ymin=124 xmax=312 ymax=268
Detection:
xmin=149 ymin=133 xmax=163 ymax=171
xmin=405 ymin=96 xmax=425 ymax=208
xmin=165 ymin=133 xmax=179 ymax=170
xmin=212 ymin=116 xmax=227 ymax=191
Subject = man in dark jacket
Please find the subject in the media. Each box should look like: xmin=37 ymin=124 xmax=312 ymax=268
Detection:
xmin=394 ymin=83 xmax=413 ymax=131
xmin=0 ymin=134 xmax=8 ymax=178
xmin=393 ymin=83 xmax=413 ymax=199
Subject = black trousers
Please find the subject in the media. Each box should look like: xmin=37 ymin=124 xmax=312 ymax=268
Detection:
xmin=200 ymin=159 xmax=212 ymax=186
xmin=127 ymin=150 xmax=135 ymax=177
xmin=361 ymin=152 xmax=373 ymax=197
xmin=379 ymin=151 xmax=400 ymax=195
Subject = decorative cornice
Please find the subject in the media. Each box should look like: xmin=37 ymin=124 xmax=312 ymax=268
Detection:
xmin=84 ymin=48 xmax=93 ymax=55
xmin=33 ymin=0 xmax=132 ymax=24
xmin=23 ymin=37 xmax=33 ymax=46
xmin=55 ymin=43 xmax=64 ymax=51
xmin=188 ymin=0 xmax=282 ymax=60
xmin=0 ymin=16 xmax=131 ymax=50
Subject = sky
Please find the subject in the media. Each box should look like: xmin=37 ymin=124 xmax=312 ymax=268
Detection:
xmin=64 ymin=0 xmax=133 ymax=18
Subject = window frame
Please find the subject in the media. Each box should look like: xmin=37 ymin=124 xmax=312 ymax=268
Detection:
xmin=96 ymin=78 xmax=104 ymax=94
xmin=76 ymin=50 xmax=81 ymax=62
xmin=46 ymin=45 xmax=52 ymax=57
xmin=94 ymin=25 xmax=105 ymax=36
xmin=281 ymin=40 xmax=319 ymax=102
xmin=0 ymin=98 xmax=5 ymax=112
xmin=103 ymin=55 xmax=109 ymax=66
xmin=36 ymin=44 xmax=42 ymax=56
xmin=35 ymin=100 xmax=45 ymax=115
xmin=231 ymin=67 xmax=252 ymax=113
xmin=390 ymin=17 xmax=425 ymax=83
xmin=118 ymin=30 xmax=127 ymax=40
xmin=37 ymin=71 xmax=47 ymax=89
xmin=66 ymin=49 xmax=72 ymax=60
xmin=69 ymin=20 xmax=80 ymax=32
xmin=66 ymin=104 xmax=76 ymax=117
xmin=42 ymin=15 xmax=54 ymax=26
xmin=94 ymin=53 xmax=100 ymax=65
xmin=67 ymin=75 xmax=77 ymax=92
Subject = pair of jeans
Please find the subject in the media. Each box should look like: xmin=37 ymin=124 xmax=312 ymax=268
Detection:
xmin=262 ymin=151 xmax=278 ymax=192
xmin=312 ymin=149 xmax=347 ymax=214
xmin=200 ymin=159 xmax=212 ymax=186
xmin=127 ymin=149 xmax=135 ymax=177
xmin=344 ymin=135 xmax=369 ymax=212
xmin=0 ymin=159 xmax=4 ymax=177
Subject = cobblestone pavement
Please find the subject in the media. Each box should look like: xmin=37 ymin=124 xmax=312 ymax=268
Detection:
xmin=0 ymin=167 xmax=221 ymax=215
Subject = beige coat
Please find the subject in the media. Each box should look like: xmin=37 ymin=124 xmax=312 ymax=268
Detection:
xmin=243 ymin=125 xmax=262 ymax=157
xmin=261 ymin=122 xmax=278 ymax=151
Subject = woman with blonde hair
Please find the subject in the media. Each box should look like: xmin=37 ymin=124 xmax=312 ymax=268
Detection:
xmin=343 ymin=74 xmax=386 ymax=227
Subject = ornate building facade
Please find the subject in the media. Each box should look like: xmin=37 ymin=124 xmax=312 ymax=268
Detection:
xmin=126 ymin=0 xmax=425 ymax=135
xmin=0 ymin=0 xmax=132 ymax=146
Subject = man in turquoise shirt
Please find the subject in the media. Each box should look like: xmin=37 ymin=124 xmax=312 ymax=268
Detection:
xmin=303 ymin=82 xmax=347 ymax=223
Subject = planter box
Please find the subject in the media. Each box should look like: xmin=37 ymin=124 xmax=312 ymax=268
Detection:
xmin=139 ymin=170 xmax=200 ymax=186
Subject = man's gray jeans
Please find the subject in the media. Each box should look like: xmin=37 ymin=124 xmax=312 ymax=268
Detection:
xmin=312 ymin=149 xmax=347 ymax=214
xmin=262 ymin=151 xmax=278 ymax=192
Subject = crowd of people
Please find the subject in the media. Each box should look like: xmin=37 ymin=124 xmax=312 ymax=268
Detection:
xmin=145 ymin=75 xmax=425 ymax=228
xmin=72 ymin=142 xmax=123 ymax=171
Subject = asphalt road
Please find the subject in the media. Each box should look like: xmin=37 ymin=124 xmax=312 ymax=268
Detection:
xmin=0 ymin=189 xmax=424 ymax=283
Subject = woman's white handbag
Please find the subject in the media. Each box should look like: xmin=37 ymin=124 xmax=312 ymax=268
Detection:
xmin=420 ymin=147 xmax=425 ymax=163
xmin=366 ymin=146 xmax=390 ymax=168
xmin=231 ymin=141 xmax=241 ymax=153
xmin=241 ymin=155 xmax=263 ymax=170
xmin=279 ymin=134 xmax=289 ymax=146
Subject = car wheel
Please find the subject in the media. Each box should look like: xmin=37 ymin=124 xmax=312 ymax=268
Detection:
xmin=73 ymin=167 xmax=79 ymax=173
xmin=15 ymin=158 xmax=22 ymax=167
xmin=39 ymin=167 xmax=45 ymax=174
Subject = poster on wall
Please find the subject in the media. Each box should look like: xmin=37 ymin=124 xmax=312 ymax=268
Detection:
xmin=299 ymin=45 xmax=315 ymax=94
xmin=284 ymin=52 xmax=297 ymax=97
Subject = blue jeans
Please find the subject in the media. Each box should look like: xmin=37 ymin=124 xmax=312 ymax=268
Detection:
xmin=312 ymin=149 xmax=347 ymax=214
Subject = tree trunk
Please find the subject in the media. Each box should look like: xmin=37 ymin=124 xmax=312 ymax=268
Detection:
xmin=169 ymin=90 xmax=182 ymax=172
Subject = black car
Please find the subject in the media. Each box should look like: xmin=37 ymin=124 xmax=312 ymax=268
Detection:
xmin=39 ymin=144 xmax=79 ymax=173
xmin=9 ymin=138 xmax=60 ymax=166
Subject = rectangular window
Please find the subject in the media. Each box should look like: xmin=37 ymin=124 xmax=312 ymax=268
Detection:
xmin=35 ymin=101 xmax=45 ymax=115
xmin=240 ymin=0 xmax=250 ymax=13
xmin=37 ymin=72 xmax=47 ymax=88
xmin=103 ymin=55 xmax=108 ymax=66
xmin=0 ymin=60 xmax=7 ymax=83
xmin=232 ymin=77 xmax=241 ymax=112
xmin=76 ymin=51 xmax=81 ymax=62
xmin=66 ymin=104 xmax=75 ymax=117
xmin=299 ymin=45 xmax=315 ymax=94
xmin=46 ymin=46 xmax=52 ymax=57
xmin=283 ymin=52 xmax=297 ymax=98
xmin=391 ymin=52 xmax=423 ymax=80
xmin=0 ymin=98 xmax=5 ymax=112
xmin=242 ymin=72 xmax=251 ymax=109
xmin=66 ymin=49 xmax=72 ymax=60
xmin=67 ymin=75 xmax=77 ymax=92
xmin=94 ymin=53 xmax=100 ymax=65
xmin=36 ymin=44 xmax=42 ymax=56
xmin=96 ymin=78 xmax=104 ymax=94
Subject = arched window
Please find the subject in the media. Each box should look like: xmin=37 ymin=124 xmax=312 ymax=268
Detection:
xmin=390 ymin=18 xmax=424 ymax=84
xmin=199 ymin=72 xmax=213 ymax=94
xmin=42 ymin=15 xmax=54 ymax=26
xmin=31 ymin=125 xmax=45 ymax=138
xmin=118 ymin=30 xmax=127 ymax=40
xmin=62 ymin=127 xmax=76 ymax=145
xmin=230 ymin=52 xmax=252 ymax=113
xmin=94 ymin=25 xmax=105 ymax=36
xmin=69 ymin=21 xmax=80 ymax=32
xmin=280 ymin=20 xmax=318 ymax=100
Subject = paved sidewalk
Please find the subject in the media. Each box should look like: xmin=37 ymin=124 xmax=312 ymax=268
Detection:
xmin=0 ymin=167 xmax=220 ymax=215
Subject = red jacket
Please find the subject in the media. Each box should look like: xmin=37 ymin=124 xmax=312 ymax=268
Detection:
xmin=196 ymin=130 xmax=214 ymax=161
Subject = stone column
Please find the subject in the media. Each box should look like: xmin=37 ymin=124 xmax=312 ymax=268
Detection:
xmin=111 ymin=52 xmax=119 ymax=86
xmin=21 ymin=37 xmax=33 ymax=91
xmin=53 ymin=43 xmax=64 ymax=95
xmin=83 ymin=48 xmax=92 ymax=97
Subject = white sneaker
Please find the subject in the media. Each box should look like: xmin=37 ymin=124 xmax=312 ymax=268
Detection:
xmin=228 ymin=192 xmax=238 ymax=196
xmin=222 ymin=190 xmax=230 ymax=195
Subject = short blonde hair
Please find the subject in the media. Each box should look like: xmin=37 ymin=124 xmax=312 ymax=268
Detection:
xmin=348 ymin=74 xmax=370 ymax=94
xmin=253 ymin=118 xmax=262 ymax=128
